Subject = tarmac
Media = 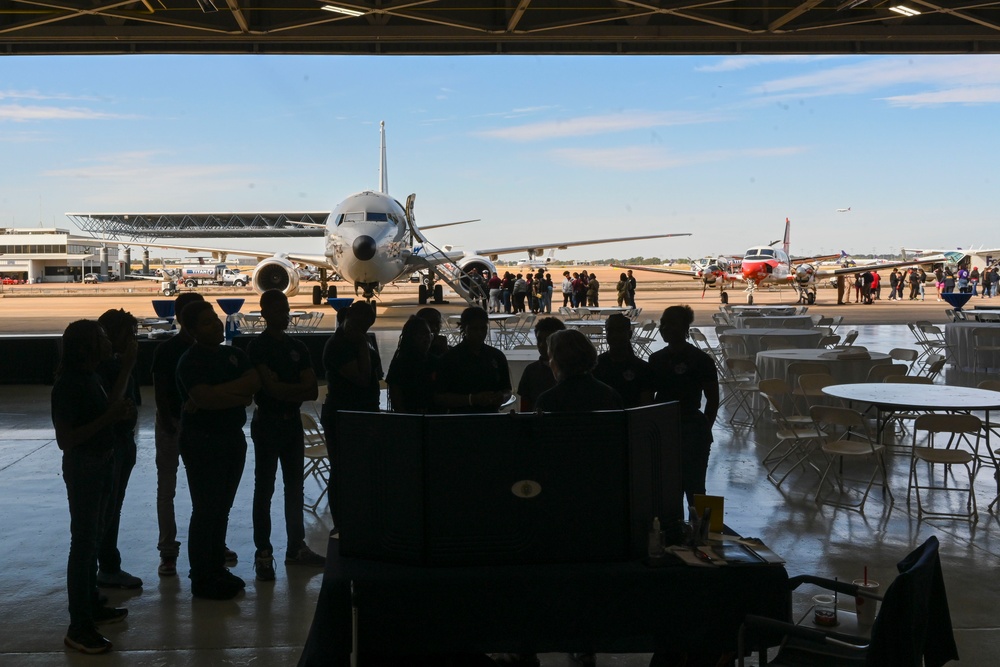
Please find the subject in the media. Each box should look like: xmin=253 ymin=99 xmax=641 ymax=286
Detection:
xmin=3 ymin=272 xmax=999 ymax=665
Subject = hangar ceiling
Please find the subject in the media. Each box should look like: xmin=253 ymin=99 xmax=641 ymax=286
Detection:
xmin=2 ymin=0 xmax=1000 ymax=56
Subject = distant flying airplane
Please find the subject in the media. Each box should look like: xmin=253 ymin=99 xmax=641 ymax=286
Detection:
xmin=617 ymin=218 xmax=960 ymax=304
xmin=72 ymin=122 xmax=690 ymax=310
xmin=836 ymin=207 xmax=851 ymax=212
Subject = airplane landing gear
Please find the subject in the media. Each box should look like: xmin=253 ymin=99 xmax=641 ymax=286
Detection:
xmin=720 ymin=291 xmax=729 ymax=305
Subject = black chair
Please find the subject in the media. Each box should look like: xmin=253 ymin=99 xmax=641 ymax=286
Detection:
xmin=738 ymin=536 xmax=958 ymax=666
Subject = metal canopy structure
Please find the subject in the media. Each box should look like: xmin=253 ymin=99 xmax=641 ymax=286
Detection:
xmin=2 ymin=1 xmax=1000 ymax=56
xmin=67 ymin=212 xmax=327 ymax=242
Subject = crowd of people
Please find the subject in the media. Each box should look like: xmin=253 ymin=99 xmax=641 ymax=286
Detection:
xmin=52 ymin=292 xmax=711 ymax=656
xmin=837 ymin=264 xmax=1000 ymax=305
xmin=475 ymin=267 xmax=638 ymax=315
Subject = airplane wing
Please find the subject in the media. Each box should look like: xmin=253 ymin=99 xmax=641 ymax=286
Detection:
xmin=69 ymin=236 xmax=330 ymax=269
xmin=610 ymin=263 xmax=698 ymax=278
xmin=814 ymin=252 xmax=965 ymax=277
xmin=472 ymin=233 xmax=691 ymax=261
xmin=790 ymin=253 xmax=844 ymax=266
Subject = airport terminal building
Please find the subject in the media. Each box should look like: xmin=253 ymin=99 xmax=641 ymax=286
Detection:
xmin=0 ymin=227 xmax=119 ymax=284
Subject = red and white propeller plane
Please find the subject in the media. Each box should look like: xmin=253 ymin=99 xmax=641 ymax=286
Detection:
xmin=617 ymin=218 xmax=962 ymax=305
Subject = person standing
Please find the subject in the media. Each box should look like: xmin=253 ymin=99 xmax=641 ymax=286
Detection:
xmin=322 ymin=301 xmax=383 ymax=527
xmin=248 ymin=290 xmax=323 ymax=582
xmin=626 ymin=269 xmax=637 ymax=308
xmin=52 ymin=320 xmax=136 ymax=654
xmin=888 ymin=269 xmax=899 ymax=301
xmin=542 ymin=272 xmax=554 ymax=314
xmin=971 ymin=266 xmax=981 ymax=296
xmin=386 ymin=316 xmax=436 ymax=414
xmin=434 ymin=306 xmax=512 ymax=414
xmin=648 ymin=306 xmax=719 ymax=508
xmin=94 ymin=309 xmax=143 ymax=590
xmin=561 ymin=270 xmax=573 ymax=308
xmin=516 ymin=317 xmax=565 ymax=413
xmin=593 ymin=314 xmax=654 ymax=408
xmin=150 ymin=292 xmax=204 ymax=577
xmin=616 ymin=272 xmax=630 ymax=307
xmin=586 ymin=272 xmax=600 ymax=307
xmin=176 ymin=301 xmax=260 ymax=600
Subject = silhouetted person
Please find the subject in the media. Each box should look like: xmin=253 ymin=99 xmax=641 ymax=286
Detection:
xmin=94 ymin=308 xmax=143 ymax=590
xmin=322 ymin=301 xmax=383 ymax=527
xmin=248 ymin=290 xmax=323 ymax=583
xmin=516 ymin=317 xmax=565 ymax=412
xmin=434 ymin=307 xmax=511 ymax=413
xmin=416 ymin=306 xmax=450 ymax=359
xmin=151 ymin=291 xmax=204 ymax=577
xmin=176 ymin=301 xmax=260 ymax=600
xmin=648 ymin=305 xmax=719 ymax=508
xmin=52 ymin=320 xmax=137 ymax=654
xmin=593 ymin=313 xmax=654 ymax=408
xmin=387 ymin=316 xmax=436 ymax=413
xmin=535 ymin=328 xmax=623 ymax=412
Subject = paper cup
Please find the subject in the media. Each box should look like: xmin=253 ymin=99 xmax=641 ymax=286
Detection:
xmin=853 ymin=579 xmax=880 ymax=626
xmin=812 ymin=594 xmax=837 ymax=627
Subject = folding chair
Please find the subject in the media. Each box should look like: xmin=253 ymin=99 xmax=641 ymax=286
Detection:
xmin=760 ymin=335 xmax=792 ymax=351
xmin=809 ymin=405 xmax=893 ymax=512
xmin=972 ymin=327 xmax=1000 ymax=376
xmin=724 ymin=357 xmax=761 ymax=427
xmin=888 ymin=347 xmax=919 ymax=374
xmin=797 ymin=373 xmax=837 ymax=411
xmin=759 ymin=379 xmax=827 ymax=488
xmin=739 ymin=536 xmax=958 ymax=667
xmin=908 ymin=413 xmax=981 ymax=522
xmin=865 ymin=363 xmax=907 ymax=383
xmin=301 ymin=413 xmax=330 ymax=513
xmin=690 ymin=328 xmax=725 ymax=374
xmin=631 ymin=320 xmax=658 ymax=359
xmin=818 ymin=334 xmax=841 ymax=349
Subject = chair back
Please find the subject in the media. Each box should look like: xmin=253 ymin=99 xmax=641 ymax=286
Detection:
xmin=866 ymin=536 xmax=958 ymax=667
xmin=977 ymin=379 xmax=1000 ymax=392
xmin=866 ymin=363 xmax=908 ymax=383
xmin=301 ymin=412 xmax=327 ymax=448
xmin=841 ymin=329 xmax=859 ymax=346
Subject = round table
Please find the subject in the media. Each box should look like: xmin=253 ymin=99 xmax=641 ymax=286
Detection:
xmin=756 ymin=348 xmax=892 ymax=385
xmin=728 ymin=305 xmax=798 ymax=315
xmin=726 ymin=328 xmax=823 ymax=356
xmin=731 ymin=315 xmax=815 ymax=329
xmin=944 ymin=322 xmax=1000 ymax=370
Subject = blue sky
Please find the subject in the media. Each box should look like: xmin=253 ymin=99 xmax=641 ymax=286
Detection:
xmin=1 ymin=54 xmax=998 ymax=261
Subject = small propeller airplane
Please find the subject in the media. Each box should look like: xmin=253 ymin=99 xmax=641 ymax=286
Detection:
xmin=72 ymin=122 xmax=690 ymax=311
xmin=611 ymin=255 xmax=742 ymax=299
xmin=617 ymin=218 xmax=962 ymax=305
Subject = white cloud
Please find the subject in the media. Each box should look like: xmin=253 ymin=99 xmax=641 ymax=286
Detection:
xmin=0 ymin=89 xmax=98 ymax=102
xmin=548 ymin=145 xmax=806 ymax=171
xmin=477 ymin=111 xmax=721 ymax=141
xmin=749 ymin=55 xmax=1000 ymax=106
xmin=0 ymin=104 xmax=131 ymax=122
xmin=883 ymin=86 xmax=1000 ymax=107
xmin=697 ymin=55 xmax=838 ymax=73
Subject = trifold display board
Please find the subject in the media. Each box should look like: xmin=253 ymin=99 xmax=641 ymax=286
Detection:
xmin=336 ymin=402 xmax=681 ymax=566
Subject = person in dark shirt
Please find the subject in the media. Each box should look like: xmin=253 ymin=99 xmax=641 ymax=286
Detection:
xmin=94 ymin=308 xmax=143 ymax=591
xmin=387 ymin=316 xmax=436 ymax=413
xmin=434 ymin=306 xmax=512 ymax=413
xmin=416 ymin=306 xmax=450 ymax=360
xmin=176 ymin=301 xmax=260 ymax=600
xmin=647 ymin=305 xmax=719 ymax=508
xmin=248 ymin=290 xmax=322 ymax=583
xmin=321 ymin=301 xmax=383 ymax=526
xmin=516 ymin=317 xmax=565 ymax=412
xmin=150 ymin=291 xmax=204 ymax=577
xmin=52 ymin=319 xmax=137 ymax=654
xmin=535 ymin=329 xmax=623 ymax=413
xmin=593 ymin=313 xmax=654 ymax=408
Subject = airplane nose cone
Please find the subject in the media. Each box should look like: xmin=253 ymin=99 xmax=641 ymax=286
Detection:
xmin=352 ymin=235 xmax=377 ymax=261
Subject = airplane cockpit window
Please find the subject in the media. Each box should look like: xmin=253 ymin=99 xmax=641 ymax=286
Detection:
xmin=334 ymin=214 xmax=345 ymax=226
xmin=366 ymin=212 xmax=390 ymax=223
xmin=343 ymin=212 xmax=365 ymax=224
xmin=746 ymin=248 xmax=775 ymax=259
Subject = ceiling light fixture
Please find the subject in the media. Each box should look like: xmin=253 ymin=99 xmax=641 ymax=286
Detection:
xmin=320 ymin=4 xmax=366 ymax=17
xmin=889 ymin=5 xmax=921 ymax=16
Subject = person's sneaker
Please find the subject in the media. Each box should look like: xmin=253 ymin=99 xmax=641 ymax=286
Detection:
xmin=285 ymin=542 xmax=326 ymax=566
xmin=255 ymin=551 xmax=276 ymax=582
xmin=93 ymin=606 xmax=128 ymax=625
xmin=221 ymin=569 xmax=246 ymax=589
xmin=191 ymin=575 xmax=242 ymax=601
xmin=158 ymin=556 xmax=177 ymax=576
xmin=224 ymin=547 xmax=238 ymax=566
xmin=64 ymin=626 xmax=112 ymax=654
xmin=97 ymin=569 xmax=143 ymax=589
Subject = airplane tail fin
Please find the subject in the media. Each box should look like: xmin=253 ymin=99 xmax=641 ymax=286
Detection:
xmin=379 ymin=120 xmax=388 ymax=194
xmin=782 ymin=218 xmax=790 ymax=258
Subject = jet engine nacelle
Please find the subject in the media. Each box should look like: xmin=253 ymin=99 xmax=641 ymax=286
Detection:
xmin=251 ymin=256 xmax=301 ymax=296
xmin=457 ymin=255 xmax=498 ymax=280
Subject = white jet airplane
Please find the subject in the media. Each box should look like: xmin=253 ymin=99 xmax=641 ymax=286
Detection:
xmin=836 ymin=207 xmax=851 ymax=213
xmin=72 ymin=122 xmax=689 ymax=310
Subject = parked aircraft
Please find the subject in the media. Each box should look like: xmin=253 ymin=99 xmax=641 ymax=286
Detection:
xmin=617 ymin=219 xmax=960 ymax=305
xmin=611 ymin=255 xmax=742 ymax=298
xmin=71 ymin=122 xmax=689 ymax=310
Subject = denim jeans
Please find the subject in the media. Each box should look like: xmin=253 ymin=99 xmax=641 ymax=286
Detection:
xmin=180 ymin=428 xmax=246 ymax=584
xmin=251 ymin=416 xmax=305 ymax=556
xmin=63 ymin=447 xmax=114 ymax=631
xmin=98 ymin=437 xmax=136 ymax=573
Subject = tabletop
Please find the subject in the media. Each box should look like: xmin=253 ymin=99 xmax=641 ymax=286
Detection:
xmin=728 ymin=305 xmax=799 ymax=313
xmin=822 ymin=383 xmax=1000 ymax=411
xmin=757 ymin=348 xmax=891 ymax=363
xmin=729 ymin=328 xmax=822 ymax=339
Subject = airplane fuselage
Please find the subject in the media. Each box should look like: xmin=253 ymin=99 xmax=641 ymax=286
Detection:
xmin=741 ymin=246 xmax=791 ymax=286
xmin=325 ymin=190 xmax=412 ymax=292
